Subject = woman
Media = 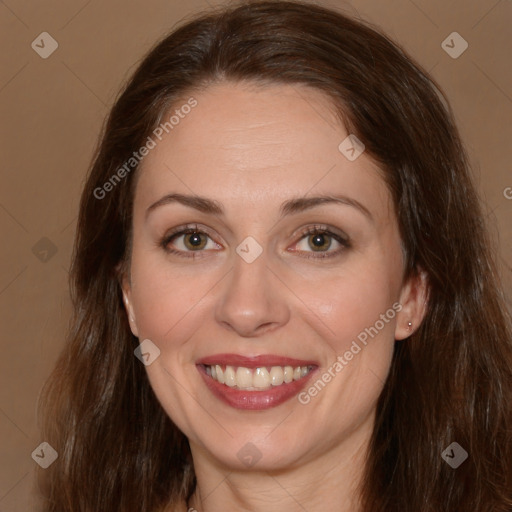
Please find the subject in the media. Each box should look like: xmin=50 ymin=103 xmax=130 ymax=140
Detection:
xmin=37 ymin=1 xmax=512 ymax=511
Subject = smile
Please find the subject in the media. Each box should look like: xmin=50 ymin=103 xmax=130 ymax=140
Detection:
xmin=204 ymin=364 xmax=314 ymax=390
xmin=196 ymin=354 xmax=319 ymax=410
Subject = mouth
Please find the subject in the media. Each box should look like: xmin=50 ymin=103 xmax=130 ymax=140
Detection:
xmin=201 ymin=363 xmax=315 ymax=390
xmin=196 ymin=354 xmax=319 ymax=410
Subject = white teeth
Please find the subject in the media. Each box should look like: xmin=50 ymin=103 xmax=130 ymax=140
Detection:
xmin=224 ymin=366 xmax=236 ymax=387
xmin=215 ymin=364 xmax=224 ymax=384
xmin=236 ymin=367 xmax=253 ymax=388
xmin=283 ymin=366 xmax=294 ymax=383
xmin=270 ymin=366 xmax=284 ymax=386
xmin=205 ymin=364 xmax=313 ymax=390
xmin=253 ymin=367 xmax=270 ymax=388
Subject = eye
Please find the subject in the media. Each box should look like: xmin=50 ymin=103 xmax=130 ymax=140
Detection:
xmin=290 ymin=225 xmax=350 ymax=259
xmin=160 ymin=223 xmax=350 ymax=260
xmin=160 ymin=224 xmax=220 ymax=257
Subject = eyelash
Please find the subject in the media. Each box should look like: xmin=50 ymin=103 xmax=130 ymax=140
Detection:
xmin=159 ymin=223 xmax=351 ymax=260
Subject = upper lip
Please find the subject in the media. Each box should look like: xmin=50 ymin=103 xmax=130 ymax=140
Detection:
xmin=196 ymin=353 xmax=318 ymax=368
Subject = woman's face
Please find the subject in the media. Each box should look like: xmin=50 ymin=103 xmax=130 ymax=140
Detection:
xmin=122 ymin=81 xmax=426 ymax=473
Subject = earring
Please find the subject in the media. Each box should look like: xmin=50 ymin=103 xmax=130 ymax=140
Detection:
xmin=407 ymin=321 xmax=413 ymax=331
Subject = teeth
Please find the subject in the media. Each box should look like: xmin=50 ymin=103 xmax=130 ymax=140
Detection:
xmin=253 ymin=367 xmax=270 ymax=388
xmin=236 ymin=367 xmax=252 ymax=388
xmin=224 ymin=366 xmax=236 ymax=387
xmin=205 ymin=364 xmax=313 ymax=390
xmin=284 ymin=366 xmax=294 ymax=383
xmin=215 ymin=364 xmax=224 ymax=384
xmin=270 ymin=366 xmax=284 ymax=386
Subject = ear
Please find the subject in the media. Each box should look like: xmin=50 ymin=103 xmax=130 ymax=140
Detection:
xmin=394 ymin=267 xmax=429 ymax=340
xmin=117 ymin=263 xmax=139 ymax=338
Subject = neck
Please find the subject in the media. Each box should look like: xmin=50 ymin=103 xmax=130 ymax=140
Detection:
xmin=186 ymin=417 xmax=372 ymax=512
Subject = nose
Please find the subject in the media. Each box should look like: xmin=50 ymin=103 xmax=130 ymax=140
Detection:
xmin=214 ymin=249 xmax=290 ymax=338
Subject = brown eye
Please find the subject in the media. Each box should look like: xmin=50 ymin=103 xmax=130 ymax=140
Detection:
xmin=160 ymin=225 xmax=221 ymax=257
xmin=291 ymin=226 xmax=350 ymax=259
xmin=164 ymin=229 xmax=211 ymax=252
xmin=307 ymin=232 xmax=332 ymax=252
xmin=182 ymin=231 xmax=208 ymax=250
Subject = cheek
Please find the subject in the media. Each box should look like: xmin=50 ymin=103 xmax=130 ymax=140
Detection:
xmin=128 ymin=251 xmax=205 ymax=342
xmin=297 ymin=256 xmax=401 ymax=351
xmin=128 ymin=229 xmax=403 ymax=356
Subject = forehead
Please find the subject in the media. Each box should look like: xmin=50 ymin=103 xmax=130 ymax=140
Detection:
xmin=134 ymin=81 xmax=392 ymax=221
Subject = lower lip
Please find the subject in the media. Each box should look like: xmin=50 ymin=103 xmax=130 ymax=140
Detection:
xmin=197 ymin=365 xmax=318 ymax=410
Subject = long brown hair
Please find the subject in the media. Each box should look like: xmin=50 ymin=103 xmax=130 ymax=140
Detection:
xmin=37 ymin=1 xmax=512 ymax=510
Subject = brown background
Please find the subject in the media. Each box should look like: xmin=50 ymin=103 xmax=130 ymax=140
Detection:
xmin=0 ymin=0 xmax=511 ymax=509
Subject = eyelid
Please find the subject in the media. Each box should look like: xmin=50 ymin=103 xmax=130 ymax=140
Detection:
xmin=287 ymin=224 xmax=350 ymax=259
xmin=290 ymin=223 xmax=349 ymax=244
xmin=160 ymin=223 xmax=220 ymax=253
xmin=160 ymin=223 xmax=350 ymax=258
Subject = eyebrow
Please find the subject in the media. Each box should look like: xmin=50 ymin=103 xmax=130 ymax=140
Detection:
xmin=145 ymin=192 xmax=373 ymax=222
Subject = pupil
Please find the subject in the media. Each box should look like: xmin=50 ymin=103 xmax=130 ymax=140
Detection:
xmin=311 ymin=233 xmax=329 ymax=250
xmin=188 ymin=233 xmax=203 ymax=247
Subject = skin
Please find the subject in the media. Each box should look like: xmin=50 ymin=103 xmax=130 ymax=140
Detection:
xmin=121 ymin=81 xmax=428 ymax=512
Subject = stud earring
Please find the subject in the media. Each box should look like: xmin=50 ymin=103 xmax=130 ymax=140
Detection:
xmin=407 ymin=321 xmax=413 ymax=330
